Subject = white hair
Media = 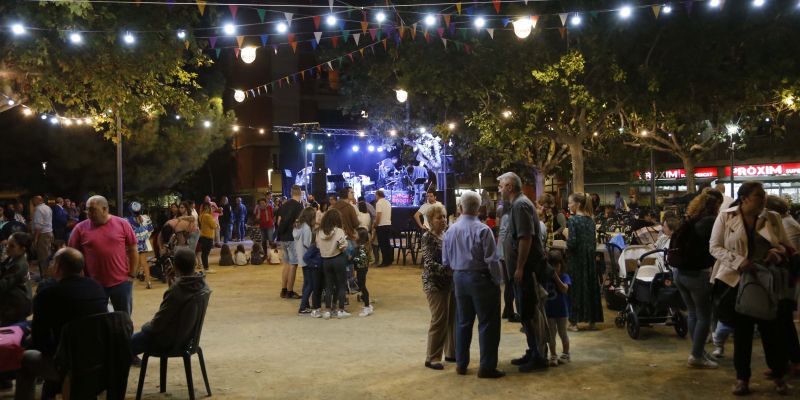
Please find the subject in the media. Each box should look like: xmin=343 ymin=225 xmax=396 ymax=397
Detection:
xmin=87 ymin=195 xmax=109 ymax=209
xmin=460 ymin=190 xmax=481 ymax=215
xmin=497 ymin=172 xmax=522 ymax=192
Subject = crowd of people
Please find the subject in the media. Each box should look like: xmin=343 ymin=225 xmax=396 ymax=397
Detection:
xmin=1 ymin=174 xmax=799 ymax=396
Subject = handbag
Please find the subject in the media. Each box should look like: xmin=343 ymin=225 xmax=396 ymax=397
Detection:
xmin=0 ymin=326 xmax=24 ymax=372
xmin=735 ymin=264 xmax=778 ymax=320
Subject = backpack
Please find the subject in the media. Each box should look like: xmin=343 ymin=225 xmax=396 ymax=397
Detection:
xmin=666 ymin=219 xmax=694 ymax=268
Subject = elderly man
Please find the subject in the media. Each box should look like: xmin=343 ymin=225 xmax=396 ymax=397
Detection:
xmin=15 ymin=248 xmax=108 ymax=400
xmin=443 ymin=190 xmax=504 ymax=379
xmin=31 ymin=196 xmax=54 ymax=279
xmin=498 ymin=172 xmax=549 ymax=373
xmin=68 ymin=195 xmax=138 ymax=315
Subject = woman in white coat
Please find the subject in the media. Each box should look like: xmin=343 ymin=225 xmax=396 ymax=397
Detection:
xmin=709 ymin=181 xmax=791 ymax=396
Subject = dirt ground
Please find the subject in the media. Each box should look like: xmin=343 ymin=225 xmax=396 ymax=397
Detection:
xmin=3 ymin=244 xmax=796 ymax=399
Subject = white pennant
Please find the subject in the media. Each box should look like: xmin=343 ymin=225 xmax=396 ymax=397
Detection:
xmin=284 ymin=12 xmax=293 ymax=27
xmin=314 ymin=32 xmax=322 ymax=44
xmin=327 ymin=61 xmax=334 ymax=70
xmin=353 ymin=33 xmax=361 ymax=45
xmin=487 ymin=28 xmax=494 ymax=39
xmin=559 ymin=13 xmax=568 ymax=27
xmin=329 ymin=0 xmax=334 ymax=12
xmin=441 ymin=37 xmax=447 ymax=48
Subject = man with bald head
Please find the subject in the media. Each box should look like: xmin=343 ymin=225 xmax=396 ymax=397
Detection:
xmin=15 ymin=247 xmax=108 ymax=400
xmin=68 ymin=195 xmax=138 ymax=315
xmin=31 ymin=195 xmax=54 ymax=278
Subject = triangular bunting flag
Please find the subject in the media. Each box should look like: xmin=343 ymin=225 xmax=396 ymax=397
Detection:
xmin=314 ymin=32 xmax=322 ymax=44
xmin=348 ymin=53 xmax=354 ymax=62
xmin=377 ymin=30 xmax=382 ymax=41
xmin=290 ymin=41 xmax=297 ymax=53
xmin=332 ymin=36 xmax=339 ymax=48
xmin=287 ymin=33 xmax=295 ymax=43
xmin=449 ymin=23 xmax=455 ymax=36
xmin=196 ymin=0 xmax=206 ymax=16
xmin=311 ymin=40 xmax=317 ymax=50
xmin=558 ymin=28 xmax=566 ymax=39
xmin=301 ymin=70 xmax=305 ymax=80
xmin=437 ymin=27 xmax=445 ymax=37
xmin=487 ymin=28 xmax=494 ymax=39
xmin=236 ymin=36 xmax=244 ymax=48
xmin=370 ymin=45 xmax=375 ymax=55
xmin=382 ymin=38 xmax=387 ymax=51
xmin=209 ymin=36 xmax=217 ymax=48
xmin=317 ymin=65 xmax=322 ymax=74
xmin=424 ymin=31 xmax=430 ymax=43
xmin=354 ymin=33 xmax=361 ymax=45
xmin=313 ymin=16 xmax=321 ymax=30
xmin=327 ymin=61 xmax=334 ymax=71
xmin=229 ymin=5 xmax=238 ymax=19
xmin=531 ymin=15 xmax=539 ymax=29
xmin=184 ymin=40 xmax=190 ymax=50
xmin=359 ymin=48 xmax=365 ymax=57
xmin=329 ymin=0 xmax=334 ymax=11
xmin=492 ymin=0 xmax=501 ymax=13
xmin=272 ymin=44 xmax=278 ymax=54
xmin=342 ymin=30 xmax=350 ymax=42
xmin=590 ymin=11 xmax=599 ymax=18
xmin=456 ymin=3 xmax=462 ymax=14
xmin=411 ymin=24 xmax=417 ymax=40
xmin=441 ymin=37 xmax=447 ymax=49
xmin=284 ymin=12 xmax=293 ymax=27
xmin=214 ymin=48 xmax=221 ymax=58
xmin=398 ymin=24 xmax=405 ymax=38
xmin=234 ymin=48 xmax=240 ymax=59
xmin=361 ymin=21 xmax=369 ymax=34
xmin=166 ymin=0 xmax=173 ymax=9
xmin=257 ymin=9 xmax=266 ymax=23
xmin=444 ymin=15 xmax=451 ymax=28
xmin=369 ymin=28 xmax=377 ymax=41
xmin=260 ymin=34 xmax=268 ymax=47
xmin=652 ymin=5 xmax=661 ymax=18
xmin=559 ymin=13 xmax=568 ymax=27
xmin=502 ymin=18 xmax=510 ymax=27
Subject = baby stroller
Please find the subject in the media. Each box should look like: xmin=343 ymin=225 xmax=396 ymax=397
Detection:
xmin=148 ymin=231 xmax=178 ymax=286
xmin=616 ymin=249 xmax=687 ymax=339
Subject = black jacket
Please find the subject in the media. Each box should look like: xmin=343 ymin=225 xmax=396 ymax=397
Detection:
xmin=141 ymin=275 xmax=211 ymax=352
xmin=0 ymin=255 xmax=32 ymax=325
xmin=678 ymin=215 xmax=717 ymax=271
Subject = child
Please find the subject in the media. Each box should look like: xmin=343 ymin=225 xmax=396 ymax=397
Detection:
xmin=267 ymin=242 xmax=281 ymax=265
xmin=316 ymin=208 xmax=349 ymax=319
xmin=545 ymin=250 xmax=571 ymax=366
xmin=353 ymin=227 xmax=373 ymax=317
xmin=250 ymin=243 xmax=265 ymax=266
xmin=293 ymin=207 xmax=317 ymax=315
xmin=218 ymin=244 xmax=234 ymax=266
xmin=234 ymin=244 xmax=248 ymax=266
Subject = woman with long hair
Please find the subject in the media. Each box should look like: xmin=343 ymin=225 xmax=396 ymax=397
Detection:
xmin=672 ymin=190 xmax=723 ymax=369
xmin=316 ymin=208 xmax=350 ymax=319
xmin=710 ymin=181 xmax=791 ymax=395
xmin=565 ymin=192 xmax=602 ymax=331
xmin=198 ymin=202 xmax=218 ymax=273
xmin=294 ymin=207 xmax=319 ymax=315
xmin=421 ymin=205 xmax=455 ymax=370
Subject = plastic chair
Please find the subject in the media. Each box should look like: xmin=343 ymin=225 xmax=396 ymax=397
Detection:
xmin=135 ymin=291 xmax=211 ymax=400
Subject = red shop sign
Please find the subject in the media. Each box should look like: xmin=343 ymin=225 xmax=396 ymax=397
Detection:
xmin=724 ymin=163 xmax=800 ymax=177
xmin=636 ymin=167 xmax=718 ymax=180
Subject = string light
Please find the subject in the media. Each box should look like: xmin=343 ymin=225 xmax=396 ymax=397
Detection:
xmin=389 ymin=129 xmax=397 ymax=136
xmin=474 ymin=17 xmax=486 ymax=28
xmin=306 ymin=143 xmax=313 ymax=150
xmin=177 ymin=30 xmax=186 ymax=39
xmin=710 ymin=0 xmax=721 ymax=8
xmin=784 ymin=95 xmax=795 ymax=106
xmin=512 ymin=17 xmax=532 ymax=39
xmin=276 ymin=22 xmax=288 ymax=33
xmin=502 ymin=110 xmax=512 ymax=118
xmin=325 ymin=15 xmax=337 ymax=27
xmin=40 ymin=114 xmax=47 ymax=120
xmin=317 ymin=145 xmax=323 ymax=150
xmin=352 ymin=145 xmax=359 ymax=152
xmin=123 ymin=31 xmax=135 ymax=45
xmin=49 ymin=117 xmax=59 ymax=125
xmin=175 ymin=115 xmax=181 ymax=120
xmin=358 ymin=130 xmax=365 ymax=137
xmin=241 ymin=47 xmax=257 ymax=64
xmin=424 ymin=14 xmax=437 ymax=27
xmin=368 ymin=145 xmax=375 ymax=152
xmin=570 ymin=14 xmax=582 ymax=26
xmin=619 ymin=6 xmax=633 ymax=19
xmin=375 ymin=11 xmax=387 ymax=23
xmin=234 ymin=89 xmax=246 ymax=102
xmin=640 ymin=129 xmax=648 ymax=136
xmin=7 ymin=99 xmax=15 ymax=106
xmin=232 ymin=125 xmax=240 ymax=132
xmin=259 ymin=128 xmax=265 ymax=134
xmin=223 ymin=23 xmax=236 ymax=35
xmin=69 ymin=32 xmax=83 ymax=44
xmin=11 ymin=23 xmax=26 ymax=36
xmin=447 ymin=122 xmax=456 ymax=130
xmin=203 ymin=120 xmax=211 ymax=128
xmin=753 ymin=0 xmax=766 ymax=7
xmin=395 ymin=89 xmax=408 ymax=103
xmin=663 ymin=4 xmax=673 ymax=13
xmin=22 ymin=108 xmax=32 ymax=116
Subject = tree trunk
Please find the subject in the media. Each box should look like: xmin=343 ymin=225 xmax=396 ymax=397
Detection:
xmin=533 ymin=167 xmax=545 ymax=200
xmin=682 ymin=156 xmax=697 ymax=193
xmin=568 ymin=141 xmax=585 ymax=194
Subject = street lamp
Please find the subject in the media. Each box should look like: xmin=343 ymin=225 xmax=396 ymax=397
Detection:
xmin=395 ymin=89 xmax=408 ymax=103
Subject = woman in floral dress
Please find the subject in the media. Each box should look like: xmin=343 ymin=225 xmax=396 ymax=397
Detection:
xmin=566 ymin=192 xmax=603 ymax=331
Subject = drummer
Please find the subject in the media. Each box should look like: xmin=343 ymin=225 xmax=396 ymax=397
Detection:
xmin=377 ymin=156 xmax=398 ymax=188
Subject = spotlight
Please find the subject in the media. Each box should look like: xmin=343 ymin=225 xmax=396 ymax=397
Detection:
xmin=11 ymin=23 xmax=25 ymax=36
xmin=276 ymin=22 xmax=288 ymax=33
xmin=619 ymin=6 xmax=633 ymax=19
xmin=177 ymin=30 xmax=186 ymax=39
xmin=375 ymin=11 xmax=386 ymax=23
xmin=368 ymin=145 xmax=375 ymax=152
xmin=424 ymin=14 xmax=437 ymax=27
xmin=317 ymin=145 xmax=323 ymax=150
xmin=352 ymin=145 xmax=360 ymax=152
xmin=389 ymin=129 xmax=397 ymax=136
xmin=69 ymin=32 xmax=83 ymax=44
xmin=474 ymin=17 xmax=486 ymax=28
xmin=326 ymin=15 xmax=337 ymax=27
xmin=223 ymin=23 xmax=236 ymax=35
xmin=306 ymin=143 xmax=313 ymax=150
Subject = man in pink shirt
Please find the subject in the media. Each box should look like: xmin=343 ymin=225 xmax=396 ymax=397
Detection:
xmin=68 ymin=195 xmax=138 ymax=315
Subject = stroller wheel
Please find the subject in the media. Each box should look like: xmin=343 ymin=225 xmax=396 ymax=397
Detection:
xmin=626 ymin=309 xmax=641 ymax=339
xmin=673 ymin=310 xmax=688 ymax=338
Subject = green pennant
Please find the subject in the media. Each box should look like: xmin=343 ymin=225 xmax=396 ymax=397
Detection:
xmin=338 ymin=56 xmax=345 ymax=67
xmin=376 ymin=30 xmax=382 ymax=41
xmin=342 ymin=30 xmax=350 ymax=43
xmin=460 ymin=28 xmax=468 ymax=41
xmin=257 ymin=9 xmax=267 ymax=23
xmin=215 ymin=48 xmax=221 ymax=59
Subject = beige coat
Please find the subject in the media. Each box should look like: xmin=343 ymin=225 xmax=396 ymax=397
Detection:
xmin=709 ymin=205 xmax=789 ymax=287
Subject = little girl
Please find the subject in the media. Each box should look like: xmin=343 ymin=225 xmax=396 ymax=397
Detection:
xmin=353 ymin=227 xmax=373 ymax=317
xmin=545 ymin=250 xmax=571 ymax=366
xmin=250 ymin=243 xmax=265 ymax=265
xmin=316 ymin=209 xmax=349 ymax=319
xmin=234 ymin=244 xmax=249 ymax=266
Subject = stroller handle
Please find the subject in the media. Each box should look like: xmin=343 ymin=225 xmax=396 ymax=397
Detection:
xmin=638 ymin=248 xmax=666 ymax=262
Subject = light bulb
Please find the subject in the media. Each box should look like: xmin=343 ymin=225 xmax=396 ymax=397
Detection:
xmin=177 ymin=30 xmax=186 ymax=39
xmin=22 ymin=108 xmax=32 ymax=116
xmin=241 ymin=47 xmax=257 ymax=64
xmin=40 ymin=114 xmax=47 ymax=120
xmin=11 ymin=23 xmax=25 ymax=36
xmin=512 ymin=18 xmax=532 ymax=39
xmin=232 ymin=125 xmax=240 ymax=132
xmin=570 ymin=15 xmax=582 ymax=26
xmin=306 ymin=143 xmax=313 ymax=150
xmin=234 ymin=90 xmax=245 ymax=102
xmin=753 ymin=0 xmax=766 ymax=7
xmin=259 ymin=128 xmax=265 ymax=134
xmin=395 ymin=89 xmax=408 ymax=103
xmin=389 ymin=129 xmax=397 ymax=136
xmin=376 ymin=11 xmax=386 ymax=23
xmin=84 ymin=118 xmax=92 ymax=124
xmin=710 ymin=0 xmax=721 ymax=7
xmin=352 ymin=145 xmax=359 ymax=152
xmin=203 ymin=120 xmax=211 ymax=128
xmin=619 ymin=6 xmax=633 ymax=18
xmin=448 ymin=122 xmax=456 ymax=130
xmin=326 ymin=15 xmax=337 ymax=26
xmin=50 ymin=117 xmax=58 ymax=125
xmin=276 ymin=22 xmax=288 ymax=33
xmin=175 ymin=115 xmax=181 ymax=120
xmin=424 ymin=15 xmax=437 ymax=27
xmin=474 ymin=17 xmax=486 ymax=28
xmin=663 ymin=4 xmax=673 ymax=13
xmin=223 ymin=23 xmax=236 ymax=35
xmin=368 ymin=145 xmax=375 ymax=152
xmin=359 ymin=130 xmax=365 ymax=137
xmin=377 ymin=147 xmax=384 ymax=152
xmin=64 ymin=119 xmax=72 ymax=126
xmin=69 ymin=32 xmax=83 ymax=44
xmin=123 ymin=32 xmax=135 ymax=44
xmin=7 ymin=99 xmax=14 ymax=106
xmin=317 ymin=145 xmax=323 ymax=150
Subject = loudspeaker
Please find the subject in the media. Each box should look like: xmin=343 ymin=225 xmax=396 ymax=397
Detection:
xmin=312 ymin=153 xmax=326 ymax=173
xmin=311 ymin=172 xmax=327 ymax=203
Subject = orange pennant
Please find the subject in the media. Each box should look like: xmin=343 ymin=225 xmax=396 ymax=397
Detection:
xmin=290 ymin=41 xmax=297 ymax=53
xmin=382 ymin=38 xmax=387 ymax=50
xmin=558 ymin=27 xmax=566 ymax=39
xmin=411 ymin=23 xmax=417 ymax=40
xmin=236 ymin=36 xmax=244 ymax=48
xmin=361 ymin=21 xmax=369 ymax=34
xmin=492 ymin=0 xmax=500 ymax=14
xmin=399 ymin=24 xmax=406 ymax=38
xmin=444 ymin=15 xmax=451 ymax=28
xmin=652 ymin=5 xmax=661 ymax=18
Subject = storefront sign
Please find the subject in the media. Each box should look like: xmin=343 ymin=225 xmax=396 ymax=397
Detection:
xmin=637 ymin=167 xmax=718 ymax=180
xmin=724 ymin=163 xmax=800 ymax=177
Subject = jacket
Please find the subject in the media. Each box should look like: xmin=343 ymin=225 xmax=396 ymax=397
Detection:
xmin=316 ymin=227 xmax=346 ymax=258
xmin=0 ymin=255 xmax=32 ymax=325
xmin=141 ymin=275 xmax=211 ymax=352
xmin=303 ymin=244 xmax=322 ymax=268
xmin=710 ymin=205 xmax=790 ymax=287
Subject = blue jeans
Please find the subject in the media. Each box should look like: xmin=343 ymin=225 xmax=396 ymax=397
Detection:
xmin=454 ymin=270 xmax=501 ymax=370
xmin=105 ymin=281 xmax=133 ymax=316
xmin=234 ymin=219 xmax=246 ymax=241
xmin=130 ymin=330 xmax=151 ymax=355
xmin=673 ymin=269 xmax=712 ymax=358
xmin=221 ymin=222 xmax=232 ymax=243
xmin=299 ymin=266 xmax=314 ymax=311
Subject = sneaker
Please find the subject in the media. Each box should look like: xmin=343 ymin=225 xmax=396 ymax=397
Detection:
xmin=548 ymin=355 xmax=559 ymax=367
xmin=337 ymin=310 xmax=352 ymax=319
xmin=311 ymin=309 xmax=322 ymax=318
xmin=287 ymin=291 xmax=301 ymax=299
xmin=518 ymin=357 xmax=548 ymax=373
xmin=711 ymin=345 xmax=725 ymax=359
xmin=558 ymin=353 xmax=571 ymax=364
xmin=280 ymin=288 xmax=288 ymax=298
xmin=359 ymin=305 xmax=374 ymax=317
xmin=297 ymin=309 xmax=312 ymax=316
xmin=322 ymin=311 xmax=331 ymax=320
xmin=204 ymin=269 xmax=216 ymax=274
xmin=688 ymin=355 xmax=718 ymax=369
xmin=567 ymin=324 xmax=579 ymax=332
